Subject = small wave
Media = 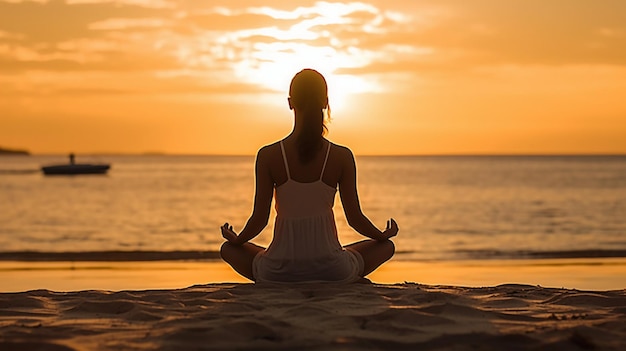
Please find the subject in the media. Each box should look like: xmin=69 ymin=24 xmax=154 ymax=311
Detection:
xmin=2 ymin=249 xmax=625 ymax=263
xmin=451 ymin=249 xmax=626 ymax=260
xmin=0 ymin=169 xmax=39 ymax=175
xmin=0 ymin=250 xmax=221 ymax=262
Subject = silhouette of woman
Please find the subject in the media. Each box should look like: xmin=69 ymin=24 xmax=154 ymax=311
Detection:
xmin=221 ymin=69 xmax=398 ymax=283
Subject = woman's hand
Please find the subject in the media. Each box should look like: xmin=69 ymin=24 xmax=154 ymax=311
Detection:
xmin=221 ymin=223 xmax=240 ymax=245
xmin=381 ymin=218 xmax=399 ymax=240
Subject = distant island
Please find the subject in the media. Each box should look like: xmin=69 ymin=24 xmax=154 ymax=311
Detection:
xmin=0 ymin=146 xmax=30 ymax=155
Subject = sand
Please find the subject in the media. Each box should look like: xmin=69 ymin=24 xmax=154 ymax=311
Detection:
xmin=1 ymin=282 xmax=625 ymax=351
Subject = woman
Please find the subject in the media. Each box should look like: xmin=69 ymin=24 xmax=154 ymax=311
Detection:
xmin=221 ymin=69 xmax=398 ymax=283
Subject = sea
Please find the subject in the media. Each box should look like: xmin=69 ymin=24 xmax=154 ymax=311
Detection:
xmin=1 ymin=155 xmax=625 ymax=262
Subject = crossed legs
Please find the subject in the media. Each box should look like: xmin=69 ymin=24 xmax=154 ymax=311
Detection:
xmin=344 ymin=239 xmax=395 ymax=276
xmin=220 ymin=239 xmax=395 ymax=281
xmin=220 ymin=242 xmax=265 ymax=281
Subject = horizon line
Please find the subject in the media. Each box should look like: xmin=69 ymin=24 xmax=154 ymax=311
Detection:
xmin=8 ymin=152 xmax=626 ymax=157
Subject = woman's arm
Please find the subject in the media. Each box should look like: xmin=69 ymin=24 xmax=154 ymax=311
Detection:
xmin=338 ymin=148 xmax=398 ymax=241
xmin=222 ymin=147 xmax=274 ymax=245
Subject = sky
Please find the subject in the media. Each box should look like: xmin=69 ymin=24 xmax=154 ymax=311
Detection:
xmin=1 ymin=0 xmax=625 ymax=155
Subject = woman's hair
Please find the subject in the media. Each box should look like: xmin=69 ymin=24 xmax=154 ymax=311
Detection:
xmin=289 ymin=69 xmax=330 ymax=163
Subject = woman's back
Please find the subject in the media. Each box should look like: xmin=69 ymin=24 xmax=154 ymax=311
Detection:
xmin=252 ymin=139 xmax=363 ymax=283
xmin=262 ymin=137 xmax=350 ymax=189
xmin=219 ymin=69 xmax=397 ymax=283
xmin=274 ymin=140 xmax=335 ymax=218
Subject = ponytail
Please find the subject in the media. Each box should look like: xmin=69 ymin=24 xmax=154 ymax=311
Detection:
xmin=296 ymin=105 xmax=326 ymax=163
xmin=289 ymin=69 xmax=330 ymax=164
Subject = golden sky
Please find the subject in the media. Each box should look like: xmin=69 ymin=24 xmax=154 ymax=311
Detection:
xmin=1 ymin=0 xmax=625 ymax=155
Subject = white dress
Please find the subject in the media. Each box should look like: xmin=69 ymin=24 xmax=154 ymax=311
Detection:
xmin=252 ymin=141 xmax=364 ymax=283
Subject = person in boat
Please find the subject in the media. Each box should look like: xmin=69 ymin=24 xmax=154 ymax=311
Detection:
xmin=220 ymin=69 xmax=398 ymax=283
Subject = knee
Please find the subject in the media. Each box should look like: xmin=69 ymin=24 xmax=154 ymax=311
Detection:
xmin=377 ymin=239 xmax=395 ymax=260
xmin=220 ymin=241 xmax=233 ymax=260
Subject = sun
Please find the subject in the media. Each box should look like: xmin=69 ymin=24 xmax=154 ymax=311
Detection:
xmin=231 ymin=43 xmax=378 ymax=114
xmin=214 ymin=2 xmax=383 ymax=115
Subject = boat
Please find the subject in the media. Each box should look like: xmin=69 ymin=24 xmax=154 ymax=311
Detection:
xmin=41 ymin=153 xmax=110 ymax=175
xmin=42 ymin=164 xmax=110 ymax=175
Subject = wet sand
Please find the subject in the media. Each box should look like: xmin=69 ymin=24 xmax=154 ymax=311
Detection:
xmin=1 ymin=258 xmax=625 ymax=292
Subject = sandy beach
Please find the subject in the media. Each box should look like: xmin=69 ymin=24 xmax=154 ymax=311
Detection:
xmin=1 ymin=281 xmax=625 ymax=350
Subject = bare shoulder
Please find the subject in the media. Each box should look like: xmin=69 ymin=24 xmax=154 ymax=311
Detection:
xmin=257 ymin=142 xmax=280 ymax=160
xmin=329 ymin=142 xmax=355 ymax=163
xmin=255 ymin=142 xmax=285 ymax=178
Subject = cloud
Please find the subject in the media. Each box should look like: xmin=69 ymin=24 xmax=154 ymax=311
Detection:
xmin=88 ymin=17 xmax=170 ymax=30
xmin=1 ymin=0 xmax=625 ymax=100
xmin=0 ymin=0 xmax=168 ymax=43
xmin=0 ymin=0 xmax=48 ymax=3
xmin=169 ymin=1 xmax=423 ymax=93
xmin=66 ymin=0 xmax=175 ymax=9
xmin=184 ymin=11 xmax=296 ymax=32
xmin=405 ymin=0 xmax=626 ymax=66
xmin=0 ymin=30 xmax=24 ymax=40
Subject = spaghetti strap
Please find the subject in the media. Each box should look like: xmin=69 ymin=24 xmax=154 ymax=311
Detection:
xmin=279 ymin=141 xmax=291 ymax=180
xmin=319 ymin=141 xmax=331 ymax=180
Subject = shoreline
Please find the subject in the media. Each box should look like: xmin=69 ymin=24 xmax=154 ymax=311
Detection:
xmin=1 ymin=248 xmax=625 ymax=262
xmin=2 ymin=258 xmax=625 ymax=293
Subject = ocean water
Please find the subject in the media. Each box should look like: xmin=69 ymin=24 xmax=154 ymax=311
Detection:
xmin=1 ymin=155 xmax=625 ymax=261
